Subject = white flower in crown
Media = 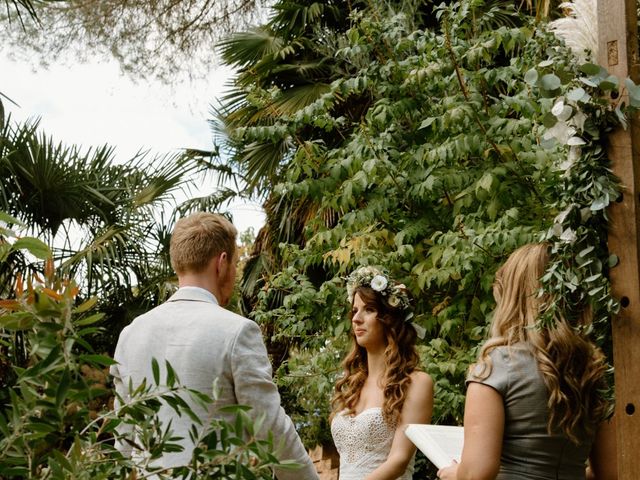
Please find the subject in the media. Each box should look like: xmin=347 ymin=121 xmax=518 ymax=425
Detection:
xmin=347 ymin=284 xmax=355 ymax=304
xmin=370 ymin=275 xmax=388 ymax=292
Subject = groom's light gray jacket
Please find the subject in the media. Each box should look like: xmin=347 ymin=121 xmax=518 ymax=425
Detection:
xmin=110 ymin=287 xmax=318 ymax=480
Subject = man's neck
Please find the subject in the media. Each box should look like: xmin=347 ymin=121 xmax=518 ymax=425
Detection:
xmin=178 ymin=275 xmax=221 ymax=304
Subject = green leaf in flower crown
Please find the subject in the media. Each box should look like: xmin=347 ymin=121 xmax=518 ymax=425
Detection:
xmin=580 ymin=77 xmax=598 ymax=88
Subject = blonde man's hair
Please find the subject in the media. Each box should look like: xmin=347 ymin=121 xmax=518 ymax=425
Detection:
xmin=170 ymin=212 xmax=237 ymax=275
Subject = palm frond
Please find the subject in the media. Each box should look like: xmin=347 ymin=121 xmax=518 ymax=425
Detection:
xmin=129 ymin=152 xmax=196 ymax=208
xmin=270 ymin=1 xmax=345 ymax=36
xmin=242 ymin=139 xmax=294 ymax=193
xmin=218 ymin=28 xmax=285 ymax=68
xmin=270 ymin=83 xmax=331 ymax=115
xmin=177 ymin=188 xmax=243 ymax=216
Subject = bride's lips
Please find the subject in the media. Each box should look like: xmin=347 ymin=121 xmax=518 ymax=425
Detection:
xmin=354 ymin=329 xmax=366 ymax=335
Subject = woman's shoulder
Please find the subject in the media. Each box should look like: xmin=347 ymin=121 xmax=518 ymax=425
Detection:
xmin=397 ymin=371 xmax=434 ymax=423
xmin=408 ymin=371 xmax=434 ymax=396
xmin=410 ymin=370 xmax=433 ymax=383
xmin=486 ymin=343 xmax=533 ymax=363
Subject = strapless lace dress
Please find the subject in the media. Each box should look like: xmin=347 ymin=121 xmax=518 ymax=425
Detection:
xmin=331 ymin=407 xmax=415 ymax=480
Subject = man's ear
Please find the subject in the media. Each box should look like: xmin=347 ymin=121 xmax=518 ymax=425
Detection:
xmin=216 ymin=251 xmax=228 ymax=274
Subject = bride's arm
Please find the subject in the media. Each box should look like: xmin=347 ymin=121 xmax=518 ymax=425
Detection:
xmin=365 ymin=371 xmax=434 ymax=480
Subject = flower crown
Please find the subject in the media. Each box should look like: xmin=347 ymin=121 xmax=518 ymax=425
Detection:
xmin=346 ymin=266 xmax=413 ymax=316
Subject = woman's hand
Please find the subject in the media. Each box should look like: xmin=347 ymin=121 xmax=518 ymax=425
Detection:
xmin=437 ymin=460 xmax=458 ymax=479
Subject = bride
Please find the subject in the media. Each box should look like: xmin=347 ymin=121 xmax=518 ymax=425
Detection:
xmin=330 ymin=266 xmax=434 ymax=480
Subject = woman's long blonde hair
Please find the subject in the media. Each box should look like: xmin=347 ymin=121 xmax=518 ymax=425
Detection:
xmin=474 ymin=243 xmax=609 ymax=443
xmin=330 ymin=286 xmax=419 ymax=425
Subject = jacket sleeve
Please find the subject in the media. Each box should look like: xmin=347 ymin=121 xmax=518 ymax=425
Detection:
xmin=109 ymin=354 xmax=134 ymax=459
xmin=230 ymin=320 xmax=319 ymax=480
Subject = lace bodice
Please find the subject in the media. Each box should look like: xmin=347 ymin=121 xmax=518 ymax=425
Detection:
xmin=331 ymin=407 xmax=415 ymax=480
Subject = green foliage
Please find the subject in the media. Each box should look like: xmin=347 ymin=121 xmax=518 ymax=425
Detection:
xmin=219 ymin=0 xmax=626 ymax=449
xmin=0 ymin=231 xmax=301 ymax=479
xmin=276 ymin=342 xmax=345 ymax=447
xmin=0 ymin=110 xmax=210 ymax=357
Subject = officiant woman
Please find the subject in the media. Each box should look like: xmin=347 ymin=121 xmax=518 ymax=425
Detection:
xmin=437 ymin=243 xmax=617 ymax=480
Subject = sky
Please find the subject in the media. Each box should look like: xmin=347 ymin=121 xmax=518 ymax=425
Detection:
xmin=1 ymin=53 xmax=266 ymax=235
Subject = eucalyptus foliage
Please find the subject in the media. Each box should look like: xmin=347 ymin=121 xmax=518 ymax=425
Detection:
xmin=218 ymin=0 xmax=631 ymax=445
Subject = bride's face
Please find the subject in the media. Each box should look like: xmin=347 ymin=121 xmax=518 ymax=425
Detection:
xmin=351 ymin=293 xmax=386 ymax=351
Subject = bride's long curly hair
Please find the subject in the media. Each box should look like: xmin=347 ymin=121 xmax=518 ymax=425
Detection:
xmin=330 ymin=286 xmax=419 ymax=425
xmin=473 ymin=243 xmax=609 ymax=443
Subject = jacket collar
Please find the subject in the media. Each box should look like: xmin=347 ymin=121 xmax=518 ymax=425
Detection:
xmin=167 ymin=286 xmax=219 ymax=305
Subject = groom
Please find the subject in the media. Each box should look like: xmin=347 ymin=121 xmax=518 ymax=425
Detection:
xmin=110 ymin=212 xmax=319 ymax=479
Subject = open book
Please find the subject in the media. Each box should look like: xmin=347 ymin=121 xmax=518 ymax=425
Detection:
xmin=404 ymin=424 xmax=464 ymax=469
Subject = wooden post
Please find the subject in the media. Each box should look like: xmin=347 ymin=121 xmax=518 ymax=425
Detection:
xmin=598 ymin=0 xmax=640 ymax=477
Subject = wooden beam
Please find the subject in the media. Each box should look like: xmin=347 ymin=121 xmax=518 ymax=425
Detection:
xmin=597 ymin=0 xmax=640 ymax=477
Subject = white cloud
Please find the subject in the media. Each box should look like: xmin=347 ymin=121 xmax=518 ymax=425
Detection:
xmin=1 ymin=53 xmax=265 ymax=234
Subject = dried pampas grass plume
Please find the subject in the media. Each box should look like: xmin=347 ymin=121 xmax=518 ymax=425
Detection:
xmin=548 ymin=0 xmax=598 ymax=62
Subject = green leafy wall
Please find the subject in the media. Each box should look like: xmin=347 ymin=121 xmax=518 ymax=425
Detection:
xmin=218 ymin=0 xmax=628 ymax=446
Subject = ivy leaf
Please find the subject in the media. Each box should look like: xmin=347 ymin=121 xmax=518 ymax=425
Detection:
xmin=542 ymin=112 xmax=557 ymax=128
xmin=567 ymin=87 xmax=586 ymax=102
xmin=579 ymin=63 xmax=602 ymax=75
xmin=567 ymin=136 xmax=586 ymax=146
xmin=420 ymin=117 xmax=436 ymax=129
xmin=590 ymin=196 xmax=608 ymax=211
xmin=541 ymin=74 xmax=561 ymax=91
xmin=599 ymin=75 xmax=619 ymax=91
xmin=524 ymin=69 xmax=538 ymax=85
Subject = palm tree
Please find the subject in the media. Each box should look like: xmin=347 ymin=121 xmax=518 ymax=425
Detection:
xmin=0 ymin=112 xmax=199 ymax=294
xmin=212 ymin=0 xmax=357 ymax=315
xmin=215 ymin=0 xmax=348 ymax=195
xmin=0 ymin=107 xmax=206 ymax=366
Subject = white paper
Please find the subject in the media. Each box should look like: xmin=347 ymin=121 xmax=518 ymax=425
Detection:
xmin=404 ymin=424 xmax=464 ymax=469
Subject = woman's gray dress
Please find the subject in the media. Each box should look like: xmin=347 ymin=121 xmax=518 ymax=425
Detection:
xmin=467 ymin=345 xmax=594 ymax=480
